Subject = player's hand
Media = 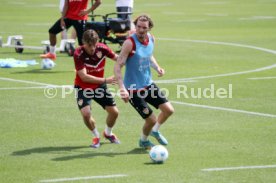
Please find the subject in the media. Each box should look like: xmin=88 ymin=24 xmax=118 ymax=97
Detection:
xmin=105 ymin=76 xmax=117 ymax=85
xmin=79 ymin=9 xmax=89 ymax=17
xmin=60 ymin=19 xmax=66 ymax=29
xmin=157 ymin=67 xmax=165 ymax=77
xmin=119 ymin=88 xmax=129 ymax=103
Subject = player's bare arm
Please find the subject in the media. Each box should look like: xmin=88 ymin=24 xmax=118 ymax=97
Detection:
xmin=114 ymin=39 xmax=133 ymax=102
xmin=150 ymin=55 xmax=165 ymax=77
xmin=110 ymin=54 xmax=119 ymax=62
xmin=79 ymin=0 xmax=102 ymax=16
xmin=77 ymin=68 xmax=116 ymax=84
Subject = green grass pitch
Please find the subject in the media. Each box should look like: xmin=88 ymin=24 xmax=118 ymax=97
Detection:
xmin=0 ymin=0 xmax=276 ymax=182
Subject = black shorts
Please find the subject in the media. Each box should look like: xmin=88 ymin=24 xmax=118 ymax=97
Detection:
xmin=49 ymin=18 xmax=86 ymax=45
xmin=75 ymin=84 xmax=116 ymax=110
xmin=128 ymin=83 xmax=168 ymax=119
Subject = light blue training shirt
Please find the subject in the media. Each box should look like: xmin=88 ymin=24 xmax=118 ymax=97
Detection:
xmin=124 ymin=33 xmax=154 ymax=90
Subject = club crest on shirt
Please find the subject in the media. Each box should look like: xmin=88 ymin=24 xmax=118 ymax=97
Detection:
xmin=142 ymin=108 xmax=149 ymax=115
xmin=78 ymin=99 xmax=83 ymax=107
xmin=96 ymin=51 xmax=102 ymax=59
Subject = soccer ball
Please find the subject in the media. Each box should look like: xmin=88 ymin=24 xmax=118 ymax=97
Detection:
xmin=41 ymin=58 xmax=55 ymax=70
xmin=149 ymin=145 xmax=169 ymax=163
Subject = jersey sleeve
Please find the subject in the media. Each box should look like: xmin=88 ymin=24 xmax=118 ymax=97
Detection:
xmin=103 ymin=44 xmax=116 ymax=59
xmin=74 ymin=48 xmax=85 ymax=71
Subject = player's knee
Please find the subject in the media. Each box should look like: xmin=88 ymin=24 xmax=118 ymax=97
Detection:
xmin=81 ymin=111 xmax=91 ymax=122
xmin=108 ymin=106 xmax=119 ymax=119
xmin=165 ymin=106 xmax=174 ymax=117
xmin=112 ymin=107 xmax=119 ymax=118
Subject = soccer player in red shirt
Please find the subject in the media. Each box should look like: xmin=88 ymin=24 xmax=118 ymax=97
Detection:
xmin=41 ymin=0 xmax=101 ymax=60
xmin=74 ymin=29 xmax=120 ymax=148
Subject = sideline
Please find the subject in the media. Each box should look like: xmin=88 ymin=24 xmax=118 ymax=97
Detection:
xmin=248 ymin=76 xmax=276 ymax=80
xmin=156 ymin=38 xmax=276 ymax=83
xmin=171 ymin=101 xmax=276 ymax=118
xmin=0 ymin=77 xmax=57 ymax=86
xmin=39 ymin=174 xmax=128 ymax=183
xmin=202 ymin=165 xmax=276 ymax=172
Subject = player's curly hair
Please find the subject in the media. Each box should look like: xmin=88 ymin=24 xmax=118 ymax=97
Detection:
xmin=133 ymin=14 xmax=154 ymax=30
xmin=82 ymin=29 xmax=99 ymax=45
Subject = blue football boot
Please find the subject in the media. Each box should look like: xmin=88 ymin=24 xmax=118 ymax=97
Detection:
xmin=150 ymin=131 xmax=168 ymax=145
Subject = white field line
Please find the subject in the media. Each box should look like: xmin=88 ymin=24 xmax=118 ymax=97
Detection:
xmin=0 ymin=86 xmax=49 ymax=90
xmin=0 ymin=85 xmax=73 ymax=90
xmin=248 ymin=76 xmax=276 ymax=80
xmin=171 ymin=101 xmax=276 ymax=118
xmin=39 ymin=174 xmax=127 ymax=183
xmin=0 ymin=77 xmax=73 ymax=91
xmin=239 ymin=16 xmax=276 ymax=21
xmin=0 ymin=77 xmax=57 ymax=87
xmin=156 ymin=64 xmax=276 ymax=83
xmin=156 ymin=38 xmax=276 ymax=83
xmin=154 ymin=79 xmax=197 ymax=83
xmin=158 ymin=38 xmax=276 ymax=55
xmin=202 ymin=165 xmax=276 ymax=172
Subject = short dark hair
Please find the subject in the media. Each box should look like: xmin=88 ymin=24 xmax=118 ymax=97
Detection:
xmin=82 ymin=29 xmax=99 ymax=45
xmin=133 ymin=14 xmax=154 ymax=30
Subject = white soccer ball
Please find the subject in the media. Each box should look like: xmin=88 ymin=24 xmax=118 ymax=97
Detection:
xmin=149 ymin=145 xmax=169 ymax=163
xmin=41 ymin=58 xmax=55 ymax=70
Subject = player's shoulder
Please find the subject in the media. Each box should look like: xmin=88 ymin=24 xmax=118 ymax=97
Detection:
xmin=96 ymin=42 xmax=109 ymax=50
xmin=74 ymin=46 xmax=85 ymax=58
xmin=148 ymin=33 xmax=155 ymax=42
xmin=96 ymin=42 xmax=115 ymax=56
xmin=74 ymin=46 xmax=85 ymax=59
xmin=125 ymin=36 xmax=135 ymax=47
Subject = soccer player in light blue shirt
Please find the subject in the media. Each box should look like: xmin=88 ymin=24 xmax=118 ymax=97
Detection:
xmin=114 ymin=14 xmax=174 ymax=149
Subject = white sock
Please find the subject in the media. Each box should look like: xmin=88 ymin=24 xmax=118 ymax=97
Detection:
xmin=105 ymin=126 xmax=112 ymax=136
xmin=50 ymin=46 xmax=56 ymax=54
xmin=141 ymin=133 xmax=148 ymax=141
xmin=152 ymin=122 xmax=161 ymax=132
xmin=92 ymin=128 xmax=100 ymax=138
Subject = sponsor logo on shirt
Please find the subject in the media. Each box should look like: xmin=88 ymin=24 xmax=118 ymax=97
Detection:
xmin=87 ymin=66 xmax=104 ymax=73
xmin=96 ymin=51 xmax=102 ymax=59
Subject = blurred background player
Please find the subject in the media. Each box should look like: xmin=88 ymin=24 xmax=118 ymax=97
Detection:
xmin=40 ymin=0 xmax=101 ymax=60
xmin=59 ymin=0 xmax=76 ymax=40
xmin=74 ymin=29 xmax=120 ymax=148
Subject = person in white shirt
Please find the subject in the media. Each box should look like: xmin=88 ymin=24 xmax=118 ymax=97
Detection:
xmin=115 ymin=0 xmax=133 ymax=20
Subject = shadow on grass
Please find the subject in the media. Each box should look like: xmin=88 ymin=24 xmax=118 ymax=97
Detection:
xmin=12 ymin=145 xmax=88 ymax=156
xmin=11 ymin=145 xmax=147 ymax=161
xmin=144 ymin=162 xmax=165 ymax=165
